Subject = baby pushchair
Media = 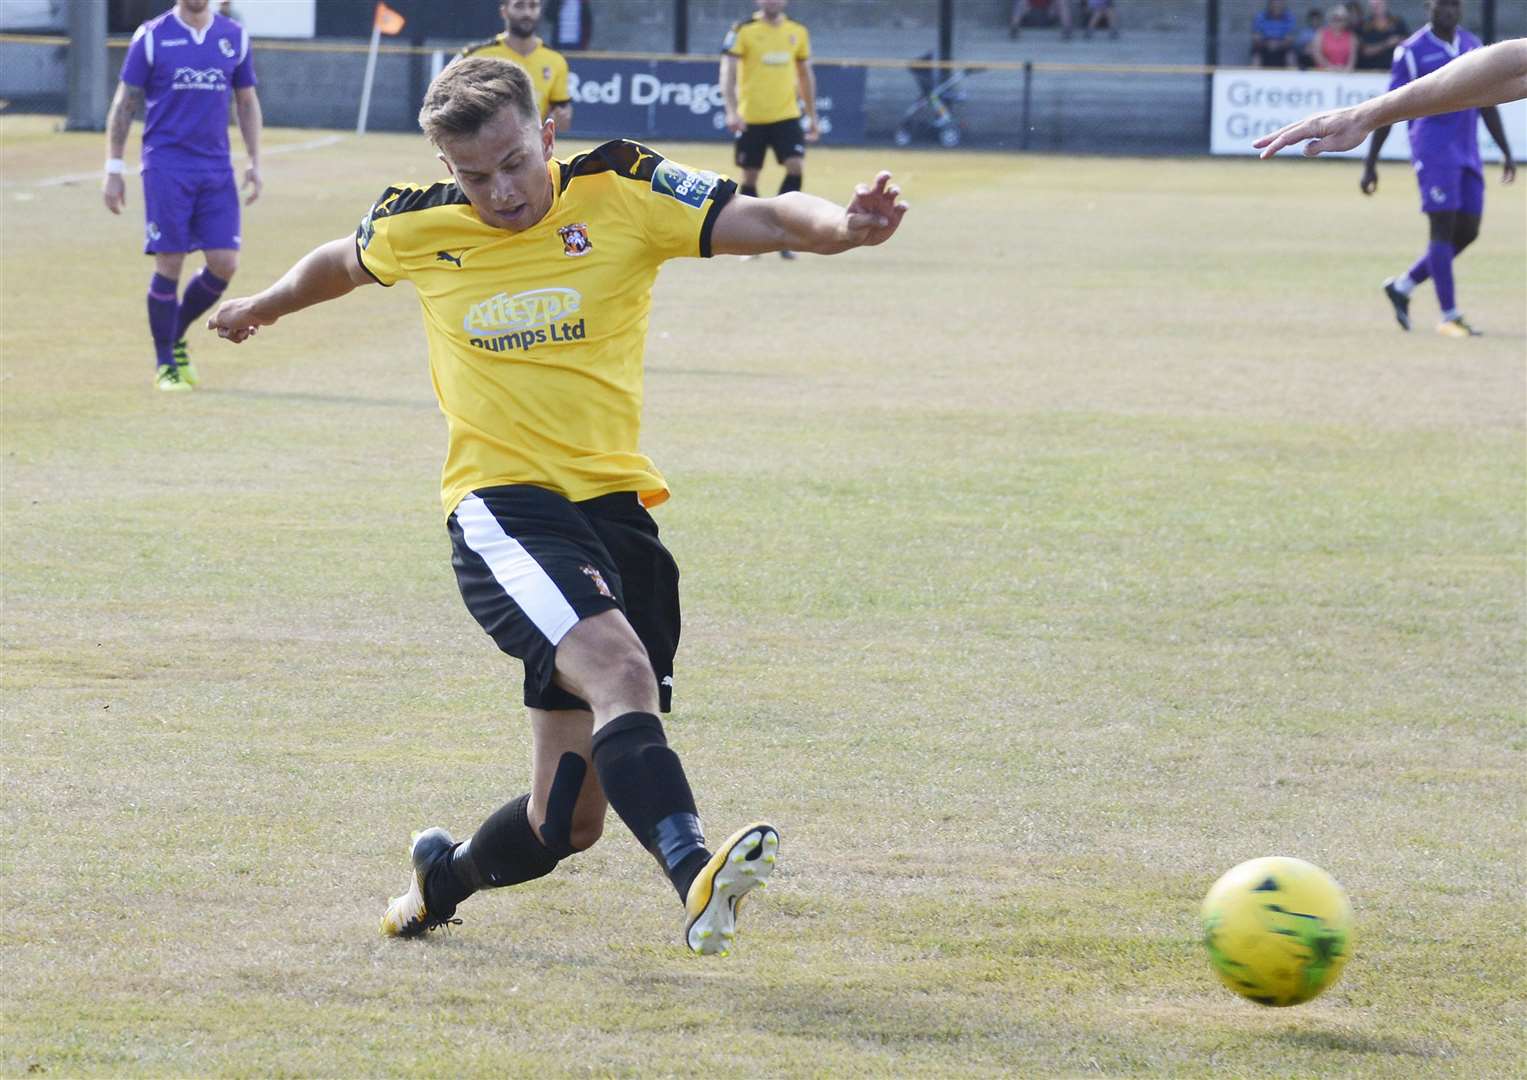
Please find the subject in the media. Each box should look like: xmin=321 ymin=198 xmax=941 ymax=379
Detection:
xmin=894 ymin=52 xmax=980 ymax=148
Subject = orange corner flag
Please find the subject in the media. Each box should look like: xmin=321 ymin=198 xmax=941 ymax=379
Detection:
xmin=374 ymin=1 xmax=406 ymax=35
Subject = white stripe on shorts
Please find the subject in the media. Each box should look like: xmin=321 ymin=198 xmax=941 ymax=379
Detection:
xmin=455 ymin=493 xmax=581 ymax=646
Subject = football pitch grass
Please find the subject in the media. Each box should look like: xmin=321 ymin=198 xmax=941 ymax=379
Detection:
xmin=3 ymin=115 xmax=1524 ymax=1077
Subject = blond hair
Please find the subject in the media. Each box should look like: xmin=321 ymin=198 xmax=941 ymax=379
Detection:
xmin=418 ymin=57 xmax=538 ymax=143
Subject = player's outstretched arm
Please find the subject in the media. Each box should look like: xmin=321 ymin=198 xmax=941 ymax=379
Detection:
xmin=711 ymin=171 xmax=908 ymax=257
xmin=1256 ymin=39 xmax=1527 ymax=158
xmin=208 ymin=236 xmax=375 ymax=343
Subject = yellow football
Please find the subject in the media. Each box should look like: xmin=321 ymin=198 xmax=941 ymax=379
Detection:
xmin=1201 ymin=856 xmax=1353 ymax=1006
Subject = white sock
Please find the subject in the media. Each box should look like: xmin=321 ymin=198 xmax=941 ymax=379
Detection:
xmin=1441 ymin=307 xmax=1460 ymax=322
xmin=1392 ymin=273 xmax=1416 ymax=297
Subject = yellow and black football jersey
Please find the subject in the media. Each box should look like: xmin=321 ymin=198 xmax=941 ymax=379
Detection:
xmin=354 ymin=140 xmax=737 ymax=517
xmin=458 ymin=35 xmax=570 ymax=121
xmin=722 ymin=13 xmax=811 ymax=125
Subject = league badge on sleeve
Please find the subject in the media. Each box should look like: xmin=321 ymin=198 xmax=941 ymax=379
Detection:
xmin=650 ymin=161 xmax=720 ymax=209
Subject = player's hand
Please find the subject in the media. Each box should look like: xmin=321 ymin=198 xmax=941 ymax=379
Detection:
xmin=1255 ymin=107 xmax=1370 ymax=158
xmin=842 ymin=171 xmax=908 ymax=249
xmin=1503 ymin=159 xmax=1517 ymax=185
xmin=1359 ymin=164 xmax=1379 ymax=196
xmin=726 ymin=110 xmax=745 ymax=136
xmin=103 ymin=173 xmax=126 ymax=214
xmin=243 ymin=163 xmax=263 ymax=206
xmin=804 ymin=120 xmax=821 ymax=144
xmin=208 ymin=296 xmax=275 ymax=344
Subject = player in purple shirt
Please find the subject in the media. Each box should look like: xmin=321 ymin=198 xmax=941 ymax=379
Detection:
xmin=102 ymin=0 xmax=264 ymax=391
xmin=1359 ymin=0 xmax=1514 ymax=338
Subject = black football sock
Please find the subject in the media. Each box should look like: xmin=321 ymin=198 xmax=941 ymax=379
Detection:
xmin=778 ymin=173 xmax=802 ymax=195
xmin=740 ymin=183 xmax=759 ymax=198
xmin=590 ymin=712 xmax=709 ymax=902
xmin=427 ymin=793 xmax=560 ymax=911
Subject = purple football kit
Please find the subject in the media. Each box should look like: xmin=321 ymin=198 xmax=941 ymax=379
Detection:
xmin=1390 ymin=25 xmax=1484 ymax=215
xmin=120 ymin=10 xmax=256 ymax=254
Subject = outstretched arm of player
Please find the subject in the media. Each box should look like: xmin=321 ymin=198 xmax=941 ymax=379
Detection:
xmin=207 ymin=236 xmax=375 ymax=343
xmin=1256 ymin=39 xmax=1527 ymax=158
xmin=711 ymin=171 xmax=908 ymax=256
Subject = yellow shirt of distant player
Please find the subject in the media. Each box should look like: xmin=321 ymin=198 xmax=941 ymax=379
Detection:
xmin=458 ymin=36 xmax=570 ymax=121
xmin=724 ymin=15 xmax=811 ymax=125
xmin=354 ymin=142 xmax=734 ymax=516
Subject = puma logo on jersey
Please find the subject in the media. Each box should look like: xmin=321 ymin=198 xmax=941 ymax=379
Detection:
xmin=436 ymin=250 xmax=464 ymax=267
xmin=628 ymin=149 xmax=655 ymax=176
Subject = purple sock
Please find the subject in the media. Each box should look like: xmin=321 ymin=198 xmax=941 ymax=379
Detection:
xmin=147 ymin=272 xmax=179 ymax=367
xmin=175 ymin=268 xmax=228 ymax=341
xmin=1427 ymin=241 xmax=1456 ymax=316
xmin=1405 ymin=250 xmax=1432 ymax=288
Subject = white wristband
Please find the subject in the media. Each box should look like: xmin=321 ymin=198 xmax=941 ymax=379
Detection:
xmin=105 ymin=159 xmax=126 ymax=175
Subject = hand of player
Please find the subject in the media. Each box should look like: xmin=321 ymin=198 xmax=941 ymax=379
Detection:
xmin=102 ymin=173 xmax=126 ymax=215
xmin=243 ymin=163 xmax=263 ymax=206
xmin=1503 ymin=159 xmax=1518 ymax=185
xmin=1255 ymin=107 xmax=1371 ymax=158
xmin=208 ymin=295 xmax=275 ymax=344
xmin=1359 ymin=163 xmax=1379 ymax=196
xmin=804 ymin=120 xmax=821 ymax=144
xmin=842 ymin=171 xmax=908 ymax=248
xmin=725 ymin=110 xmax=745 ymax=136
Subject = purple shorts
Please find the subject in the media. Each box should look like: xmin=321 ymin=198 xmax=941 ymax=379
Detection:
xmin=141 ymin=167 xmax=241 ymax=254
xmin=1413 ymin=161 xmax=1485 ymax=216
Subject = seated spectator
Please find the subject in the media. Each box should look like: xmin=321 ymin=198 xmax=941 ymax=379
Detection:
xmin=1356 ymin=0 xmax=1408 ymax=70
xmin=1252 ymin=0 xmax=1298 ymax=67
xmin=1083 ymin=0 xmax=1118 ymax=39
xmin=1312 ymin=5 xmax=1356 ymax=71
xmin=1010 ymin=0 xmax=1073 ymax=40
xmin=1295 ymin=7 xmax=1323 ymax=68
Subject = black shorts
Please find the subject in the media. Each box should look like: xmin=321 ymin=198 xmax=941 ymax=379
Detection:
xmin=447 ymin=485 xmax=680 ymax=713
xmin=735 ymin=118 xmax=806 ymax=170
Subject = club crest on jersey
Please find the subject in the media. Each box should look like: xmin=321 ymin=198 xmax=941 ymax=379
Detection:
xmin=558 ymin=223 xmax=592 ymax=257
xmin=219 ymin=37 xmax=236 ymax=58
xmin=542 ymin=66 xmax=553 ymax=81
xmin=650 ymin=160 xmax=719 ymax=208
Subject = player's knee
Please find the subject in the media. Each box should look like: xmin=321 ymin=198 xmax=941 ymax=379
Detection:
xmin=206 ymin=253 xmax=239 ymax=280
xmin=606 ymin=645 xmax=657 ymax=698
xmin=566 ymin=815 xmax=605 ymax=852
xmin=1452 ymin=219 xmax=1480 ymax=251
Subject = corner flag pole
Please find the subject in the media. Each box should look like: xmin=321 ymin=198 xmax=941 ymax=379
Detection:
xmin=357 ymin=2 xmax=406 ymax=135
xmin=356 ymin=18 xmax=383 ymax=135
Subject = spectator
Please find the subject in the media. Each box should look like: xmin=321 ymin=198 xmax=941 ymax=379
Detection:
xmin=1252 ymin=0 xmax=1298 ymax=67
xmin=1357 ymin=0 xmax=1409 ymax=70
xmin=1313 ymin=4 xmax=1357 ymax=71
xmin=1083 ymin=0 xmax=1119 ymax=39
xmin=544 ymin=0 xmax=593 ymax=51
xmin=1010 ymin=0 xmax=1073 ymax=40
xmin=1295 ymin=7 xmax=1323 ymax=68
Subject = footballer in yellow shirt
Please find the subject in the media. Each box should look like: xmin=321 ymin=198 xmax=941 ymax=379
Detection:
xmin=721 ymin=0 xmax=819 ymax=256
xmin=208 ymin=57 xmax=906 ymax=959
xmin=460 ymin=0 xmax=572 ymax=129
